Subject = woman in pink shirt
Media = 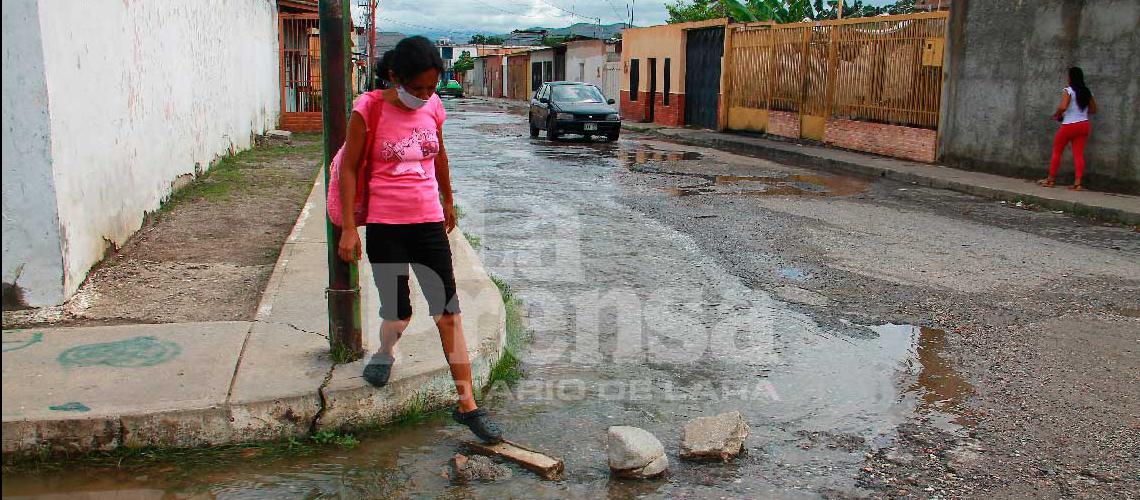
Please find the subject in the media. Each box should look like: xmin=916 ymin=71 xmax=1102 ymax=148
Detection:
xmin=336 ymin=36 xmax=501 ymax=443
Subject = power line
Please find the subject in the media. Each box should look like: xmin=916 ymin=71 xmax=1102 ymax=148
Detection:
xmin=535 ymin=0 xmax=601 ymax=23
xmin=375 ymin=15 xmax=483 ymax=36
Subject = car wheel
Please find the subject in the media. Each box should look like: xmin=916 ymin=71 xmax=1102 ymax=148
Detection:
xmin=547 ymin=119 xmax=560 ymax=140
xmin=605 ymin=131 xmax=619 ymax=142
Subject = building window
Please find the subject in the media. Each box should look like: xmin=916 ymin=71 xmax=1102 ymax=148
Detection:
xmin=630 ymin=59 xmax=639 ymax=101
xmin=663 ymin=58 xmax=671 ymax=106
xmin=532 ymin=62 xmax=542 ymax=91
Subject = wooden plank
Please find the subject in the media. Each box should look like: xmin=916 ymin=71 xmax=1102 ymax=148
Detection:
xmin=464 ymin=439 xmax=564 ymax=480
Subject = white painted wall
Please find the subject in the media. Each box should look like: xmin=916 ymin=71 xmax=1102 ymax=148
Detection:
xmin=565 ymin=40 xmax=608 ymax=92
xmin=2 ymin=0 xmax=64 ymax=306
xmin=1 ymin=0 xmax=280 ymax=306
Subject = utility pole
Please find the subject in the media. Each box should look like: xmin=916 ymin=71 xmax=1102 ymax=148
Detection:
xmin=368 ymin=0 xmax=377 ymax=90
xmin=320 ymin=0 xmax=364 ymax=361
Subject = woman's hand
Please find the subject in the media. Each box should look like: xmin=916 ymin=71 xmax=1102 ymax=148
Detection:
xmin=338 ymin=229 xmax=362 ymax=262
xmin=444 ymin=203 xmax=458 ymax=233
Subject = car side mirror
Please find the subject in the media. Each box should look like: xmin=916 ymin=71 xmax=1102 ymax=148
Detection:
xmin=607 ymin=98 xmax=616 ymax=105
xmin=539 ymin=97 xmax=550 ymax=104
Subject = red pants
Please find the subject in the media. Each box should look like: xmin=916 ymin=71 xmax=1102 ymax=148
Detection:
xmin=1049 ymin=121 xmax=1090 ymax=180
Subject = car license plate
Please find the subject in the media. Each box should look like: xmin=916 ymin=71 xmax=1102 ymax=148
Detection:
xmin=584 ymin=123 xmax=598 ymax=131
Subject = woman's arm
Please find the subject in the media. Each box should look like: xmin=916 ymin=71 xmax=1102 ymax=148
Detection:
xmin=1089 ymin=95 xmax=1098 ymax=115
xmin=336 ymin=111 xmax=368 ymax=261
xmin=435 ymin=126 xmax=457 ymax=233
xmin=1052 ymin=91 xmax=1070 ymax=121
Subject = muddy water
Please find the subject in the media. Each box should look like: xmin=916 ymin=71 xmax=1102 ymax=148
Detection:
xmin=3 ymin=111 xmax=970 ymax=499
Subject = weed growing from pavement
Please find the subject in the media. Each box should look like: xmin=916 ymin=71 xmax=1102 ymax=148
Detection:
xmin=463 ymin=231 xmax=482 ymax=249
xmin=329 ymin=341 xmax=359 ymax=364
xmin=488 ymin=275 xmax=530 ymax=385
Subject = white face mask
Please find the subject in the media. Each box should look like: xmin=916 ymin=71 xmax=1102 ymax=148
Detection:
xmin=396 ymin=85 xmax=428 ymax=109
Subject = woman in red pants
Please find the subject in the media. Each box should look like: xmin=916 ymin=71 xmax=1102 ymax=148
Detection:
xmin=1039 ymin=67 xmax=1097 ymax=191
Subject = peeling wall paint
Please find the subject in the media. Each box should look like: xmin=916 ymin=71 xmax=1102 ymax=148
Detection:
xmin=1 ymin=0 xmax=281 ymax=306
xmin=2 ymin=0 xmax=65 ymax=307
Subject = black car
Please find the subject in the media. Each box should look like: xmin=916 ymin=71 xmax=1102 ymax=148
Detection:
xmin=529 ymin=82 xmax=621 ymax=141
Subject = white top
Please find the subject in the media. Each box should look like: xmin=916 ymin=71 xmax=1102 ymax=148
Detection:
xmin=1061 ymin=87 xmax=1090 ymax=125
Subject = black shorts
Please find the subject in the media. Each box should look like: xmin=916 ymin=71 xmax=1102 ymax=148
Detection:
xmin=366 ymin=222 xmax=461 ymax=320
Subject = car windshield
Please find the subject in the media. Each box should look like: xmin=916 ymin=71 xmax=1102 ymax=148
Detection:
xmin=552 ymin=85 xmax=605 ymax=103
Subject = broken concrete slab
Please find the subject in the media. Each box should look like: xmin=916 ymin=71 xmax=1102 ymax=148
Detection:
xmin=680 ymin=411 xmax=750 ymax=462
xmin=463 ymin=440 xmax=563 ymax=480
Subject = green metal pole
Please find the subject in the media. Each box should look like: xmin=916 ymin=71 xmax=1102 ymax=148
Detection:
xmin=320 ymin=0 xmax=363 ymax=360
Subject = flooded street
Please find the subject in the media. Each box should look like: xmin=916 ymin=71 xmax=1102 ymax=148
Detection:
xmin=5 ymin=101 xmax=1138 ymax=499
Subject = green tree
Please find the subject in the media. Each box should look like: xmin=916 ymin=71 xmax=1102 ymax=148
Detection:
xmin=469 ymin=34 xmax=505 ymax=45
xmin=453 ymin=51 xmax=474 ymax=73
xmin=667 ymin=0 xmax=909 ymax=24
xmin=666 ymin=0 xmax=726 ymax=23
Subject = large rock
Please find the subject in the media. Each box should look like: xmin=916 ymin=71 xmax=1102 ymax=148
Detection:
xmin=680 ymin=411 xmax=750 ymax=461
xmin=606 ymin=426 xmax=668 ymax=478
xmin=449 ymin=453 xmax=512 ymax=482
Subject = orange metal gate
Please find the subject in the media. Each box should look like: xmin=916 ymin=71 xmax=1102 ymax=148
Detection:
xmin=280 ymin=14 xmax=322 ymax=132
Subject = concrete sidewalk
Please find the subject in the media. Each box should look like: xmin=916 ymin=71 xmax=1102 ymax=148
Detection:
xmin=623 ymin=122 xmax=1140 ymax=225
xmin=1 ymin=178 xmax=505 ymax=457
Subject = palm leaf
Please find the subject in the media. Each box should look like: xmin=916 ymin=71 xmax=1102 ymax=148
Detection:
xmin=722 ymin=0 xmax=760 ymax=22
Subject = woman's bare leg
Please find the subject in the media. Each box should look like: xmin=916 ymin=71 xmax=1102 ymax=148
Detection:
xmin=435 ymin=313 xmax=478 ymax=412
xmin=379 ymin=318 xmax=409 ymax=357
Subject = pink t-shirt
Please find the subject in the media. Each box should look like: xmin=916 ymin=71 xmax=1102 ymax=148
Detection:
xmin=352 ymin=91 xmax=446 ymax=224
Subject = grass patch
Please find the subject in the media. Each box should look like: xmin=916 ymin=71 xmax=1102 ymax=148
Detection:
xmin=329 ymin=341 xmax=360 ymax=364
xmin=3 ymin=430 xmax=360 ymax=476
xmin=158 ymin=135 xmax=323 ymax=214
xmin=487 ymin=275 xmax=530 ymax=385
xmin=463 ymin=231 xmax=482 ymax=249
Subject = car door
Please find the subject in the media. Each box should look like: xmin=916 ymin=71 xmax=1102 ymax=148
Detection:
xmin=529 ymin=85 xmax=544 ymax=126
xmin=535 ymin=84 xmax=552 ymax=127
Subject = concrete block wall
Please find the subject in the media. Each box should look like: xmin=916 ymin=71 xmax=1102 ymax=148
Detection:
xmin=1 ymin=0 xmax=280 ymax=307
xmin=938 ymin=0 xmax=1140 ymax=192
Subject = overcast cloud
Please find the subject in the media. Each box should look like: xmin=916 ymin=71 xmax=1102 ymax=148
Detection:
xmin=360 ymin=0 xmax=898 ymax=40
xmin=364 ymin=0 xmax=669 ymax=39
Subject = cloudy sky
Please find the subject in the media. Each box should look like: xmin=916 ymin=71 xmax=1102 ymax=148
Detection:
xmin=364 ymin=0 xmax=662 ymax=38
xmin=361 ymin=0 xmax=895 ymax=40
xmin=362 ymin=0 xmax=898 ymax=40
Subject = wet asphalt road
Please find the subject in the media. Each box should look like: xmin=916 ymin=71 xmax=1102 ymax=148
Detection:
xmin=5 ymin=99 xmax=1137 ymax=499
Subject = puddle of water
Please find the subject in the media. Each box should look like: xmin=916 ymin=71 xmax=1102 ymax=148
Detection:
xmin=908 ymin=326 xmax=976 ymax=427
xmin=618 ymin=149 xmax=703 ymax=166
xmin=778 ymin=267 xmax=811 ymax=281
xmin=871 ymin=324 xmax=975 ymax=430
xmin=663 ymin=174 xmax=867 ymax=198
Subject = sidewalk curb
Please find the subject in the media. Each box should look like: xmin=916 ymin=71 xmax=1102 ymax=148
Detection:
xmin=2 ymin=181 xmax=507 ymax=459
xmin=623 ymin=123 xmax=1140 ymax=226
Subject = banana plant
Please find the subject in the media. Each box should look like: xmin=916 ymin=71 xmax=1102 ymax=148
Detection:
xmin=722 ymin=0 xmax=817 ymax=23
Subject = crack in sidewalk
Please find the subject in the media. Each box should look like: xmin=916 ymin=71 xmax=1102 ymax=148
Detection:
xmin=256 ymin=319 xmax=329 ymax=339
xmin=308 ymin=361 xmax=338 ymax=434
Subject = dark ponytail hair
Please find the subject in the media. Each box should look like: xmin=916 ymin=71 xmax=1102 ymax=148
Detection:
xmin=377 ymin=36 xmax=444 ymax=86
xmin=1068 ymin=67 xmax=1091 ymax=111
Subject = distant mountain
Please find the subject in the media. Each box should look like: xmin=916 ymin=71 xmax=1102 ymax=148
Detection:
xmin=492 ymin=22 xmax=630 ymax=45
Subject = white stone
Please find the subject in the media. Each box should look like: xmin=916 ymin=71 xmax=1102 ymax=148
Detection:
xmin=607 ymin=426 xmax=667 ymax=477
